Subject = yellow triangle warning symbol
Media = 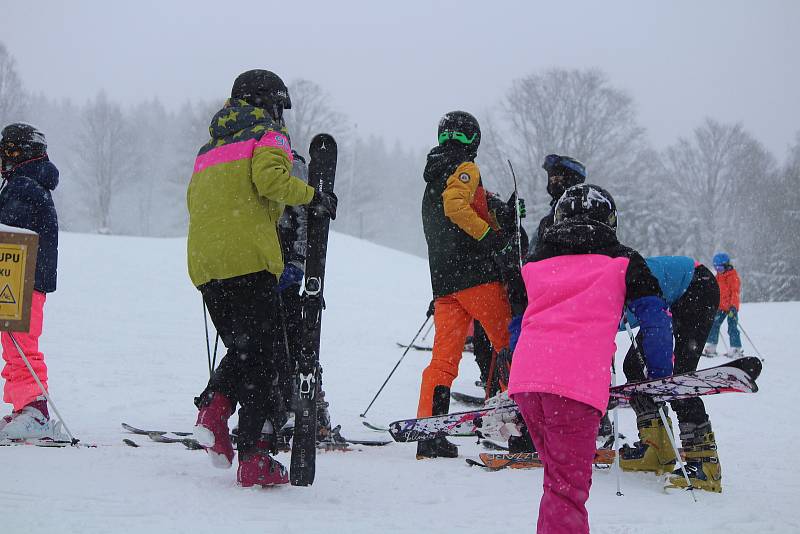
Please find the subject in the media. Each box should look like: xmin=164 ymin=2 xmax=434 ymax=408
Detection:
xmin=0 ymin=284 xmax=16 ymax=305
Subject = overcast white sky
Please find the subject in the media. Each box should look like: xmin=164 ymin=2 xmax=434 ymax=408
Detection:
xmin=2 ymin=0 xmax=798 ymax=157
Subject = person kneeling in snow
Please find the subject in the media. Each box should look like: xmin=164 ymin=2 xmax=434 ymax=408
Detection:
xmin=507 ymin=184 xmax=673 ymax=534
xmin=0 ymin=123 xmax=61 ymax=441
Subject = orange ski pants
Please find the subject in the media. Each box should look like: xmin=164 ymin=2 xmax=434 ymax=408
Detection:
xmin=417 ymin=282 xmax=511 ymax=417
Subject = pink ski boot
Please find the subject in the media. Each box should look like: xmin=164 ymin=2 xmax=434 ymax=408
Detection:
xmin=237 ymin=439 xmax=289 ymax=488
xmin=193 ymin=393 xmax=234 ymax=469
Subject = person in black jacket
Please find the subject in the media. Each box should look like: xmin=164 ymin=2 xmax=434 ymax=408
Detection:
xmin=533 ymin=154 xmax=586 ymax=252
xmin=0 ymin=123 xmax=60 ymax=440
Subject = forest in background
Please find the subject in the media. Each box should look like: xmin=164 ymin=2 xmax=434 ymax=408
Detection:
xmin=1 ymin=41 xmax=798 ymax=301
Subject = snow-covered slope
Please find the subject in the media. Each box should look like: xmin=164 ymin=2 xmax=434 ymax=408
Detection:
xmin=1 ymin=231 xmax=797 ymax=533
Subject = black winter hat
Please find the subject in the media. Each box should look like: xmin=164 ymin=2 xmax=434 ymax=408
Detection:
xmin=437 ymin=111 xmax=481 ymax=149
xmin=1 ymin=123 xmax=47 ymax=170
xmin=231 ymin=69 xmax=292 ymax=110
xmin=553 ymin=184 xmax=617 ymax=230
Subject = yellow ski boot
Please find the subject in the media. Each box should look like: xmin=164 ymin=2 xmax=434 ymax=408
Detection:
xmin=619 ymin=413 xmax=677 ymax=475
xmin=666 ymin=424 xmax=722 ymax=493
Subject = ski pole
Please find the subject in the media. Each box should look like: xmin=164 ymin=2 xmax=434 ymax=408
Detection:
xmin=737 ymin=320 xmax=765 ymax=362
xmin=360 ymin=315 xmax=431 ymax=418
xmin=8 ymin=332 xmax=78 ymax=445
xmin=420 ymin=321 xmax=435 ymax=343
xmin=658 ymin=406 xmax=697 ymax=502
xmin=202 ymin=298 xmax=213 ymax=377
xmin=624 ymin=321 xmax=697 ymax=502
xmin=506 ymin=160 xmax=523 ymax=271
xmin=610 ymin=353 xmax=623 ymax=496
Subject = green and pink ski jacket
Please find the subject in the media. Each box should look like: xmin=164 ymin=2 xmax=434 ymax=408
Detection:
xmin=187 ymin=99 xmax=314 ymax=287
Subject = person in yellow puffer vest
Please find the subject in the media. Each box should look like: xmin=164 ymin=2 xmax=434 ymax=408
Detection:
xmin=187 ymin=69 xmax=337 ymax=488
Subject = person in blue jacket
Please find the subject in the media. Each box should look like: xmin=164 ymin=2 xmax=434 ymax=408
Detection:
xmin=619 ymin=256 xmax=723 ymax=492
xmin=0 ymin=123 xmax=60 ymax=441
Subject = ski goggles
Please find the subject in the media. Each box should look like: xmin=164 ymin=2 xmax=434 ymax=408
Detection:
xmin=543 ymin=154 xmax=586 ymax=178
xmin=438 ymin=131 xmax=478 ymax=145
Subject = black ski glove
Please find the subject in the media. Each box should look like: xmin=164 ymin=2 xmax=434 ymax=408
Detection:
xmin=479 ymin=229 xmax=507 ymax=254
xmin=311 ymin=190 xmax=338 ymax=220
xmin=426 ymin=300 xmax=435 ymax=318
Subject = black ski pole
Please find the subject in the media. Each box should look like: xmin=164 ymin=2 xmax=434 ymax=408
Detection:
xmin=360 ymin=314 xmax=431 ymax=418
xmin=507 ymin=159 xmax=523 ymax=271
xmin=737 ymin=320 xmax=765 ymax=362
xmin=420 ymin=321 xmax=435 ymax=343
xmin=202 ymin=298 xmax=213 ymax=377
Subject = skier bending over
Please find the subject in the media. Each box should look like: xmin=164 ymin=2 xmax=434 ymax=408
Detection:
xmin=0 ymin=124 xmax=61 ymax=441
xmin=186 ymin=70 xmax=336 ymax=487
xmin=508 ymin=184 xmax=673 ymax=534
xmin=703 ymin=252 xmax=743 ymax=358
xmin=417 ymin=110 xmax=512 ymax=459
xmin=619 ymin=256 xmax=723 ymax=492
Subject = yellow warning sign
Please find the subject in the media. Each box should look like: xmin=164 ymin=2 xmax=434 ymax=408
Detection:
xmin=0 ymin=228 xmax=38 ymax=332
xmin=0 ymin=284 xmax=16 ymax=305
xmin=0 ymin=245 xmax=28 ymax=321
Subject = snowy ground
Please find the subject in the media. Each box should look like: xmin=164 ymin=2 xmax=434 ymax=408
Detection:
xmin=1 ymin=231 xmax=798 ymax=533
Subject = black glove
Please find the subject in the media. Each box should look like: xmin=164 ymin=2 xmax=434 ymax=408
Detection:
xmin=479 ymin=228 xmax=507 ymax=254
xmin=426 ymin=300 xmax=435 ymax=318
xmin=311 ymin=190 xmax=338 ymax=220
xmin=490 ymin=193 xmax=527 ymax=231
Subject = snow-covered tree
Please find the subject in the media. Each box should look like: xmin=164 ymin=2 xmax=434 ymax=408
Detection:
xmin=73 ymin=91 xmax=135 ymax=232
xmin=0 ymin=42 xmax=27 ymax=126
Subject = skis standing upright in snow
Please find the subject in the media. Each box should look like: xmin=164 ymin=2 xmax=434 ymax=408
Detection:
xmin=290 ymin=134 xmax=337 ymax=486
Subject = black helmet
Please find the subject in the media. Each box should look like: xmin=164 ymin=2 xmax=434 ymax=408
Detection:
xmin=437 ymin=111 xmax=480 ymax=149
xmin=542 ymin=154 xmax=586 ymax=199
xmin=1 ymin=123 xmax=47 ymax=170
xmin=231 ymin=69 xmax=291 ymax=121
xmin=553 ymin=184 xmax=617 ymax=230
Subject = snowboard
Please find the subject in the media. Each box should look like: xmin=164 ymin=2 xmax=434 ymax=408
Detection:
xmin=290 ymin=134 xmax=337 ymax=486
xmin=389 ymin=357 xmax=762 ymax=442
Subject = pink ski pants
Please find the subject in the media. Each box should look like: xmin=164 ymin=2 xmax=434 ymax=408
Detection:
xmin=2 ymin=291 xmax=47 ymax=411
xmin=513 ymin=392 xmax=602 ymax=534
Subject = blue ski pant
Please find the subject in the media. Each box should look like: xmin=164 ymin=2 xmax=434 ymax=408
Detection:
xmin=707 ymin=309 xmax=742 ymax=348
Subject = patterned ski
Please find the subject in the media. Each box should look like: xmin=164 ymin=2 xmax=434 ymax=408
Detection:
xmin=391 ymin=358 xmax=762 ymax=442
xmin=472 ymin=449 xmax=616 ymax=471
xmin=389 ymin=404 xmax=518 ymax=443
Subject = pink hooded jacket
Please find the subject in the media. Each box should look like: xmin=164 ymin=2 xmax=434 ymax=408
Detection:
xmin=508 ymin=255 xmax=630 ymax=413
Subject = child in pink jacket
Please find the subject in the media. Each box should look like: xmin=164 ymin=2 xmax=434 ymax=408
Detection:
xmin=508 ymin=184 xmax=673 ymax=534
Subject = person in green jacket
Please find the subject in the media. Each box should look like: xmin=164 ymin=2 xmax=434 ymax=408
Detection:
xmin=187 ymin=69 xmax=337 ymax=487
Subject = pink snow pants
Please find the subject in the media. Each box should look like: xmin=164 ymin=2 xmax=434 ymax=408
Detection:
xmin=513 ymin=392 xmax=601 ymax=534
xmin=2 ymin=291 xmax=47 ymax=411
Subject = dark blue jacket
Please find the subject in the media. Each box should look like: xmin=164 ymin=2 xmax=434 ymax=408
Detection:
xmin=0 ymin=158 xmax=59 ymax=293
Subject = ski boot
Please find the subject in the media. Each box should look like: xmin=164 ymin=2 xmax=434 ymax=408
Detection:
xmin=417 ymin=385 xmax=458 ymax=459
xmin=0 ymin=399 xmax=58 ymax=440
xmin=666 ymin=422 xmax=722 ymax=493
xmin=193 ymin=392 xmax=234 ymax=469
xmin=237 ymin=437 xmax=289 ymax=487
xmin=508 ymin=424 xmax=536 ymax=454
xmin=619 ymin=411 xmax=677 ymax=475
xmin=315 ymin=392 xmax=333 ymax=442
xmin=0 ymin=412 xmax=16 ymax=432
xmin=726 ymin=347 xmax=744 ymax=358
xmin=702 ymin=343 xmax=718 ymax=357
xmin=416 ymin=436 xmax=459 ymax=459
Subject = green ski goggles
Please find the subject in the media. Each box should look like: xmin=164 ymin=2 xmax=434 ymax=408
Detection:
xmin=438 ymin=131 xmax=478 ymax=145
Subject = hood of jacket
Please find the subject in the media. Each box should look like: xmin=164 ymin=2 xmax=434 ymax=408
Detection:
xmin=6 ymin=157 xmax=59 ymax=191
xmin=208 ymin=98 xmax=284 ymax=140
xmin=423 ymin=143 xmax=478 ymax=184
